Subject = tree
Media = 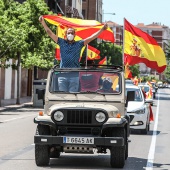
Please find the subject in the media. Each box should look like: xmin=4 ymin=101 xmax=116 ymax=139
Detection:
xmin=0 ymin=0 xmax=56 ymax=104
xmin=164 ymin=41 xmax=170 ymax=81
xmin=129 ymin=65 xmax=140 ymax=78
xmin=22 ymin=0 xmax=56 ymax=70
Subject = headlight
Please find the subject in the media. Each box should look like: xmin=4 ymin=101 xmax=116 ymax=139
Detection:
xmin=134 ymin=108 xmax=145 ymax=114
xmin=53 ymin=111 xmax=64 ymax=121
xmin=95 ymin=112 xmax=106 ymax=123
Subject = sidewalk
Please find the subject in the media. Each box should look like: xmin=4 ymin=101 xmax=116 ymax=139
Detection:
xmin=0 ymin=96 xmax=33 ymax=111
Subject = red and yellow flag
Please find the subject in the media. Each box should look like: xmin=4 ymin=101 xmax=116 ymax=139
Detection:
xmin=43 ymin=15 xmax=115 ymax=43
xmin=124 ymin=19 xmax=167 ymax=73
xmin=86 ymin=45 xmax=100 ymax=60
xmin=132 ymin=76 xmax=139 ymax=86
xmin=124 ymin=63 xmax=132 ymax=79
xmin=146 ymin=88 xmax=153 ymax=99
xmin=99 ymin=57 xmax=107 ymax=65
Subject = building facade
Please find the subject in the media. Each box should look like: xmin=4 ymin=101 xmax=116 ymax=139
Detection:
xmin=82 ymin=0 xmax=102 ymax=22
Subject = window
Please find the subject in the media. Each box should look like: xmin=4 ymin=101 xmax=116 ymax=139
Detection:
xmin=82 ymin=9 xmax=86 ymax=18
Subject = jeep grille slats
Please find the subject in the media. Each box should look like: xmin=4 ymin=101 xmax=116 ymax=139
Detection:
xmin=67 ymin=110 xmax=92 ymax=124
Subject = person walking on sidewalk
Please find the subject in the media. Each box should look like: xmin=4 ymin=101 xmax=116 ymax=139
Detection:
xmin=39 ymin=16 xmax=108 ymax=92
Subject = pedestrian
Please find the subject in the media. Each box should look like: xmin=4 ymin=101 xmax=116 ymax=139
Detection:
xmin=39 ymin=16 xmax=108 ymax=92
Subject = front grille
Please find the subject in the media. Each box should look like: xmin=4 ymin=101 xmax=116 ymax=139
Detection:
xmin=67 ymin=110 xmax=92 ymax=124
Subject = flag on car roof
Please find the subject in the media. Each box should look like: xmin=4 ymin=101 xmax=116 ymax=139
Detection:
xmin=43 ymin=15 xmax=115 ymax=43
xmin=86 ymin=45 xmax=100 ymax=60
xmin=99 ymin=57 xmax=107 ymax=65
xmin=124 ymin=19 xmax=167 ymax=73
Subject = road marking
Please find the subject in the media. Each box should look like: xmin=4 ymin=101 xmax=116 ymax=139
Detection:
xmin=146 ymin=92 xmax=160 ymax=170
xmin=2 ymin=114 xmax=36 ymax=123
xmin=0 ymin=144 xmax=34 ymax=165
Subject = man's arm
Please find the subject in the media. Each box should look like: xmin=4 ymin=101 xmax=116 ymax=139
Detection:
xmin=39 ymin=16 xmax=58 ymax=43
xmin=83 ymin=23 xmax=108 ymax=46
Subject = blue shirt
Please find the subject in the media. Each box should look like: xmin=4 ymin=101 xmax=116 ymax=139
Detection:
xmin=57 ymin=38 xmax=84 ymax=68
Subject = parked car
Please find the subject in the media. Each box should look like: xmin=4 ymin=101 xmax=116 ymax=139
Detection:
xmin=126 ymin=84 xmax=151 ymax=134
xmin=138 ymin=84 xmax=154 ymax=106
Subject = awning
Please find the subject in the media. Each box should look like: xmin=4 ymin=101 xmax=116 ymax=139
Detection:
xmin=66 ymin=5 xmax=73 ymax=14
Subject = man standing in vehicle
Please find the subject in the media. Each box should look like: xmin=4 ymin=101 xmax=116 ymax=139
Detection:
xmin=39 ymin=16 xmax=108 ymax=92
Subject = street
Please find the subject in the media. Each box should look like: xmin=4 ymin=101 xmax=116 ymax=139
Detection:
xmin=0 ymin=88 xmax=170 ymax=170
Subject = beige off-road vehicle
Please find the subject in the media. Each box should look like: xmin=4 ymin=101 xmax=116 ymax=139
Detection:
xmin=34 ymin=65 xmax=134 ymax=168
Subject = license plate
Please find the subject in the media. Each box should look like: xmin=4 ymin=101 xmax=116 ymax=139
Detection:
xmin=63 ymin=137 xmax=94 ymax=144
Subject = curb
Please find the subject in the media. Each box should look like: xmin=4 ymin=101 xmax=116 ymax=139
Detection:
xmin=0 ymin=102 xmax=43 ymax=112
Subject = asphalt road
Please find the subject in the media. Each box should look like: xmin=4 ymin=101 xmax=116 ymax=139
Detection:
xmin=0 ymin=88 xmax=170 ymax=170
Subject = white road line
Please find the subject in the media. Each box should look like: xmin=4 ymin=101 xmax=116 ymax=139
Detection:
xmin=3 ymin=114 xmax=36 ymax=123
xmin=146 ymin=93 xmax=160 ymax=170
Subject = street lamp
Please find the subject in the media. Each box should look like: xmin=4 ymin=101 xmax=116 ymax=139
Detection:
xmin=102 ymin=12 xmax=116 ymax=22
xmin=103 ymin=13 xmax=116 ymax=15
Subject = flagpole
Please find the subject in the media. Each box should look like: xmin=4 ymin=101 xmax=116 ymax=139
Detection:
xmin=122 ymin=18 xmax=125 ymax=68
xmin=85 ymin=44 xmax=88 ymax=69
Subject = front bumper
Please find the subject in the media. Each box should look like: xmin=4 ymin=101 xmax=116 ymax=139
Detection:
xmin=128 ymin=113 xmax=147 ymax=130
xmin=34 ymin=135 xmax=124 ymax=147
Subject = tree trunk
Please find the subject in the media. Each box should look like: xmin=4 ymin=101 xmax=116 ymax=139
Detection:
xmin=16 ymin=52 xmax=21 ymax=104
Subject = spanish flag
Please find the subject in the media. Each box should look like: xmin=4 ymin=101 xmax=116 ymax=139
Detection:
xmin=99 ymin=57 xmax=107 ymax=65
xmin=124 ymin=63 xmax=132 ymax=79
xmin=124 ymin=19 xmax=166 ymax=73
xmin=86 ymin=45 xmax=100 ymax=60
xmin=43 ymin=15 xmax=114 ymax=43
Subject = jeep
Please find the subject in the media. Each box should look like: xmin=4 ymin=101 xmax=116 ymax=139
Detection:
xmin=34 ymin=65 xmax=134 ymax=168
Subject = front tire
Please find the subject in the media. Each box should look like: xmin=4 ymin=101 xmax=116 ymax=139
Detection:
xmin=35 ymin=125 xmax=50 ymax=166
xmin=110 ymin=128 xmax=126 ymax=168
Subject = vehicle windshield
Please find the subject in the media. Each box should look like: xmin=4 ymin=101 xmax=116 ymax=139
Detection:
xmin=126 ymin=88 xmax=143 ymax=102
xmin=49 ymin=70 xmax=121 ymax=94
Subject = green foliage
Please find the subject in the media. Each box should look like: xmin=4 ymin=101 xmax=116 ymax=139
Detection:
xmin=0 ymin=0 xmax=56 ymax=69
xmin=88 ymin=40 xmax=123 ymax=65
xmin=129 ymin=65 xmax=140 ymax=77
xmin=164 ymin=65 xmax=170 ymax=80
xmin=164 ymin=41 xmax=170 ymax=80
xmin=140 ymin=75 xmax=158 ymax=82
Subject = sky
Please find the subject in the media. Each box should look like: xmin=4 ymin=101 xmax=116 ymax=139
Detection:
xmin=103 ymin=0 xmax=170 ymax=27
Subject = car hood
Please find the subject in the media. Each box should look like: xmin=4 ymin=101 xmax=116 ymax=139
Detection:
xmin=127 ymin=101 xmax=144 ymax=112
xmin=48 ymin=103 xmax=119 ymax=117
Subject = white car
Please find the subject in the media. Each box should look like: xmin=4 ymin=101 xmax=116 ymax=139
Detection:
xmin=126 ymin=84 xmax=151 ymax=134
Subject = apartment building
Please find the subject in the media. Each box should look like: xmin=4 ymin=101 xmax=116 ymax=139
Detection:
xmin=82 ymin=0 xmax=102 ymax=22
xmin=107 ymin=21 xmax=123 ymax=46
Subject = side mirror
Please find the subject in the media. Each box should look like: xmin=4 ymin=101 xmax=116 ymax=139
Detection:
xmin=125 ymin=91 xmax=135 ymax=107
xmin=36 ymin=89 xmax=45 ymax=105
